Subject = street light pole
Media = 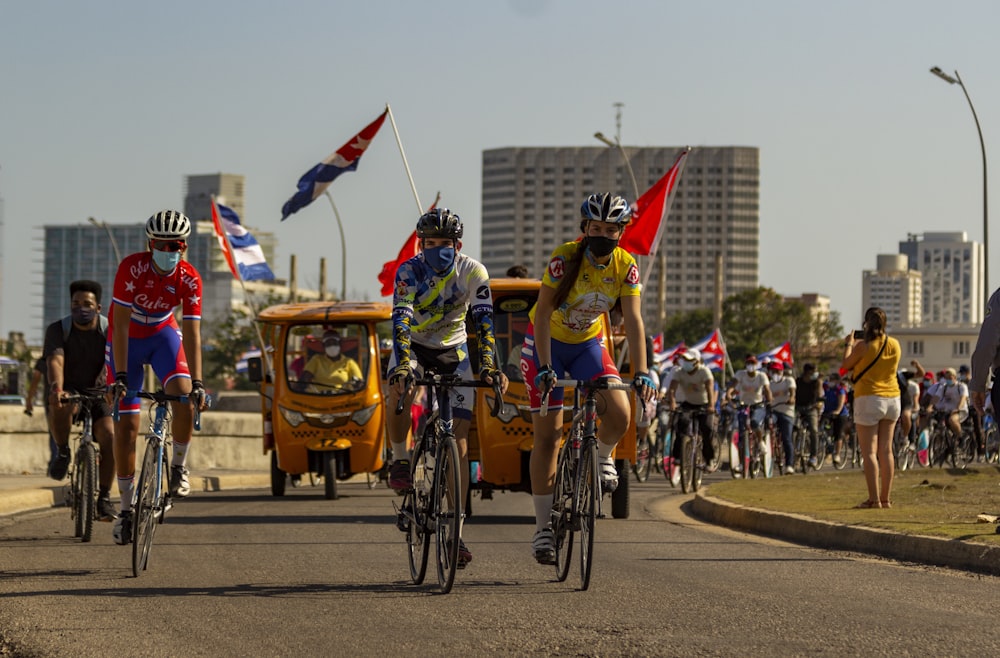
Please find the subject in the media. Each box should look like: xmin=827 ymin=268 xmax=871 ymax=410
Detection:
xmin=594 ymin=131 xmax=640 ymax=201
xmin=88 ymin=217 xmax=121 ymax=264
xmin=930 ymin=66 xmax=989 ymax=300
xmin=323 ymin=190 xmax=348 ymax=300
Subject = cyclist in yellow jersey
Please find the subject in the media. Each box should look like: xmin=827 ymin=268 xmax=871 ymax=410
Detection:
xmin=521 ymin=193 xmax=656 ymax=564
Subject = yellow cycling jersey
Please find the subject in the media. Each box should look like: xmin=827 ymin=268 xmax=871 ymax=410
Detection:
xmin=530 ymin=241 xmax=641 ymax=344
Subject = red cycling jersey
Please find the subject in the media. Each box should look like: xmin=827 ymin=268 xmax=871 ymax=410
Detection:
xmin=111 ymin=252 xmax=202 ymax=338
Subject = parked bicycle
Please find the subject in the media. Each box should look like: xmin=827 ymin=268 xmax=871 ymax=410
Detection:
xmin=546 ymin=377 xmax=637 ymax=591
xmin=114 ymin=389 xmax=205 ymax=577
xmin=394 ymin=371 xmax=503 ymax=594
xmin=63 ymin=393 xmax=107 ymax=543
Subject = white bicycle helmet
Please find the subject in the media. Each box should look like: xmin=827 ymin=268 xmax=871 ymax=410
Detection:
xmin=146 ymin=210 xmax=192 ymax=240
xmin=581 ymin=193 xmax=632 ymax=224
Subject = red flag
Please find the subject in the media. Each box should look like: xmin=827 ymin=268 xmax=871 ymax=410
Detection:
xmin=378 ymin=193 xmax=440 ymax=296
xmin=210 ymin=197 xmax=239 ymax=279
xmin=618 ymin=148 xmax=690 ymax=256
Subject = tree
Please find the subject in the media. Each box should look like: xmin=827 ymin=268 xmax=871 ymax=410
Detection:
xmin=661 ymin=308 xmax=713 ymax=348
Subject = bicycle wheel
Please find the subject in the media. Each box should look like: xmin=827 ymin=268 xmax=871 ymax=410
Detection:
xmin=691 ymin=437 xmax=704 ymax=492
xmin=680 ymin=435 xmax=694 ymax=494
xmin=985 ymin=423 xmax=999 ymax=463
xmin=577 ymin=440 xmax=599 ymax=591
xmin=832 ymin=437 xmax=849 ymax=470
xmin=707 ymin=431 xmax=723 ymax=473
xmin=552 ymin=440 xmax=574 ymax=583
xmin=405 ymin=439 xmax=431 ymax=585
xmin=749 ymin=435 xmax=764 ymax=479
xmin=433 ymin=435 xmax=461 ymax=594
xmin=132 ymin=440 xmax=160 ymax=577
xmin=76 ymin=443 xmax=97 ymax=543
xmin=69 ymin=451 xmax=83 ymax=538
xmin=632 ymin=431 xmax=652 ymax=483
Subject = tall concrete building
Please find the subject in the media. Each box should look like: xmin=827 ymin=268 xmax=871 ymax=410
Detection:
xmin=480 ymin=146 xmax=759 ymax=328
xmin=862 ymin=254 xmax=922 ymax=329
xmin=898 ymin=232 xmax=982 ymax=325
xmin=184 ymin=173 xmax=247 ymax=224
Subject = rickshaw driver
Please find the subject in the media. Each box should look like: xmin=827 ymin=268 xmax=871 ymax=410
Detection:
xmin=299 ymin=329 xmax=363 ymax=393
xmin=385 ymin=208 xmax=509 ymax=568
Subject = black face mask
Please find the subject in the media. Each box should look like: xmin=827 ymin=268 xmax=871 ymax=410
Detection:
xmin=586 ymin=236 xmax=618 ymax=258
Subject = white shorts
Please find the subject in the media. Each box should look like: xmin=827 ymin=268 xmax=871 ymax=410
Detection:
xmin=853 ymin=395 xmax=901 ymax=427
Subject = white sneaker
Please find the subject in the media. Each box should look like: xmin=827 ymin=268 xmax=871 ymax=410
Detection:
xmin=170 ymin=465 xmax=190 ymax=498
xmin=598 ymin=457 xmax=618 ymax=493
xmin=832 ymin=455 xmax=842 ymax=465
xmin=783 ymin=465 xmax=795 ymax=475
xmin=532 ymin=527 xmax=556 ymax=565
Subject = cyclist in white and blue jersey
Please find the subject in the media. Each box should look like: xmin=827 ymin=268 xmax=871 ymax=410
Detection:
xmin=385 ymin=208 xmax=508 ymax=568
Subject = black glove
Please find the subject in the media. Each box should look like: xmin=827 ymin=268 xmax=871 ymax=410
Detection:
xmin=191 ymin=379 xmax=207 ymax=408
xmin=389 ymin=364 xmax=414 ymax=389
xmin=111 ymin=371 xmax=129 ymax=401
xmin=480 ymin=367 xmax=502 ymax=385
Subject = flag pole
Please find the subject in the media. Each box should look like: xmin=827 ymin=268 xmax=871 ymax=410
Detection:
xmin=212 ymin=196 xmax=273 ymax=377
xmin=385 ymin=103 xmax=424 ymax=214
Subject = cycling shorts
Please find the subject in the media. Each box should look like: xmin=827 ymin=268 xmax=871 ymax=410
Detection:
xmin=521 ymin=324 xmax=620 ymax=412
xmin=106 ymin=324 xmax=191 ymax=415
xmin=387 ymin=342 xmax=474 ymax=422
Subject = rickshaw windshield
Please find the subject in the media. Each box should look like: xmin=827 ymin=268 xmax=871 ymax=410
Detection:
xmin=284 ymin=323 xmax=371 ymax=396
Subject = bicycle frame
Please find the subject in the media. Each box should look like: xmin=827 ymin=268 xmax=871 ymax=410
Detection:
xmin=64 ymin=394 xmax=103 ymax=543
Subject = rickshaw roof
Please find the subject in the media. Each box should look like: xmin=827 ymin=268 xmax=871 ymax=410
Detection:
xmin=490 ymin=277 xmax=542 ymax=294
xmin=258 ymin=300 xmax=392 ymax=324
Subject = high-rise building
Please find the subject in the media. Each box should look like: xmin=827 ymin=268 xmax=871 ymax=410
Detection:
xmin=862 ymin=254 xmax=922 ymax=329
xmin=480 ymin=146 xmax=759 ymax=327
xmin=898 ymin=232 xmax=982 ymax=325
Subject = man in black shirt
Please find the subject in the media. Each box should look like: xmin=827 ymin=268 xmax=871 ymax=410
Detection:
xmin=43 ymin=280 xmax=117 ymax=521
xmin=795 ymin=363 xmax=823 ymax=467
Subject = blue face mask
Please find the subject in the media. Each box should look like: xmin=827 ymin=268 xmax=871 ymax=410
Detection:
xmin=424 ymin=246 xmax=456 ymax=274
xmin=152 ymin=249 xmax=181 ymax=272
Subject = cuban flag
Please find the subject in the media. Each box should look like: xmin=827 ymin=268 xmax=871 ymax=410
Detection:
xmin=211 ymin=199 xmax=276 ymax=281
xmin=281 ymin=109 xmax=389 ymax=221
xmin=757 ymin=341 xmax=794 ymax=369
xmin=654 ymin=340 xmax=686 ymax=365
xmin=691 ymin=328 xmax=726 ymax=372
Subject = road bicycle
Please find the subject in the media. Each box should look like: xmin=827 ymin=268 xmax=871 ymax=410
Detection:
xmin=63 ymin=393 xmax=107 ymax=543
xmin=791 ymin=410 xmax=823 ymax=474
xmin=820 ymin=415 xmax=853 ymax=470
xmin=114 ymin=389 xmax=205 ymax=577
xmin=544 ymin=377 xmax=636 ymax=591
xmin=674 ymin=405 xmax=707 ymax=494
xmin=730 ymin=402 xmax=772 ymax=479
xmin=653 ymin=405 xmax=681 ymax=487
xmin=394 ymin=372 xmax=503 ymax=594
xmin=632 ymin=401 xmax=657 ymax=483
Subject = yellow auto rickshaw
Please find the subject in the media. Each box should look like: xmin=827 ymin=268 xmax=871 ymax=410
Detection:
xmin=464 ymin=277 xmax=639 ymax=519
xmin=246 ymin=301 xmax=392 ymax=500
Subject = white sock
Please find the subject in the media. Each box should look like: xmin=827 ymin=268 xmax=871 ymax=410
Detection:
xmin=391 ymin=442 xmax=409 ymax=462
xmin=598 ymin=442 xmax=616 ymax=459
xmin=533 ymin=493 xmax=553 ymax=532
xmin=172 ymin=441 xmax=190 ymax=468
xmin=118 ymin=476 xmax=134 ymax=512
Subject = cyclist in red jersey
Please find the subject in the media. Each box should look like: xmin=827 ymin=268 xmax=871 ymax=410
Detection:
xmin=107 ymin=210 xmax=208 ymax=545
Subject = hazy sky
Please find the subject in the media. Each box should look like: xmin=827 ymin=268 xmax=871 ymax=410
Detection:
xmin=3 ymin=0 xmax=999 ymax=342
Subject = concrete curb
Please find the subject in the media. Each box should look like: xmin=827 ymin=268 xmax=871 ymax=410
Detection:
xmin=692 ymin=492 xmax=1000 ymax=577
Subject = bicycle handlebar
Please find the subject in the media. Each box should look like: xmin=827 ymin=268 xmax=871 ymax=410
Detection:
xmin=393 ymin=375 xmax=505 ymax=418
xmin=539 ymin=378 xmax=640 ymax=423
xmin=111 ymin=389 xmax=209 ymax=431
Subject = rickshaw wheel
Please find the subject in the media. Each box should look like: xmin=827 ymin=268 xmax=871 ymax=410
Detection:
xmin=270 ymin=451 xmax=286 ymax=497
xmin=322 ymin=451 xmax=339 ymax=500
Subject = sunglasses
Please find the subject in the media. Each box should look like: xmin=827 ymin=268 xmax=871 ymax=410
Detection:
xmin=151 ymin=240 xmax=187 ymax=252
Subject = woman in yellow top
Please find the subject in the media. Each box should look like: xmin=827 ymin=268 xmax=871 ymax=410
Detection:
xmin=841 ymin=306 xmax=901 ymax=509
xmin=521 ymin=193 xmax=657 ymax=564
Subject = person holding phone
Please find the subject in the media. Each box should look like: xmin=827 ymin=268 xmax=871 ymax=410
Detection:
xmin=841 ymin=307 xmax=900 ymax=509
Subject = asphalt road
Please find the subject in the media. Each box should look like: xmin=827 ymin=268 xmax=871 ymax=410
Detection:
xmin=1 ymin=474 xmax=998 ymax=657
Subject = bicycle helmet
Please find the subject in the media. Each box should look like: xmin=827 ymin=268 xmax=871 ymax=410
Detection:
xmin=679 ymin=348 xmax=701 ymax=363
xmin=415 ymin=208 xmax=463 ymax=240
xmin=580 ymin=193 xmax=632 ymax=227
xmin=146 ymin=210 xmax=192 ymax=240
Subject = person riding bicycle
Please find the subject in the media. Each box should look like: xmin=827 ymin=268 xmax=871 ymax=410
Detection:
xmin=731 ymin=354 xmax=772 ymax=475
xmin=107 ymin=210 xmax=208 ymax=546
xmin=956 ymin=364 xmax=984 ymax=456
xmin=822 ymin=372 xmax=851 ymax=464
xmin=768 ymin=361 xmax=796 ymax=474
xmin=521 ymin=192 xmax=656 ymax=565
xmin=666 ymin=348 xmax=718 ymax=472
xmin=927 ymin=367 xmax=969 ymax=460
xmin=43 ymin=280 xmax=118 ymax=521
xmin=384 ymin=208 xmax=508 ymax=568
xmin=794 ymin=363 xmax=823 ymax=468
